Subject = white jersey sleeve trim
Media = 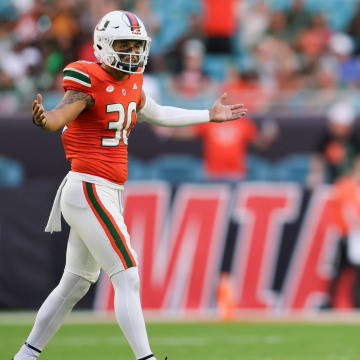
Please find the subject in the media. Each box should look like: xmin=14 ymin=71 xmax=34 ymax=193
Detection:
xmin=63 ymin=76 xmax=92 ymax=87
xmin=64 ymin=67 xmax=91 ymax=78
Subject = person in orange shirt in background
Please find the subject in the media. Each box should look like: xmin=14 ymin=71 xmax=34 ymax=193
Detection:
xmin=329 ymin=172 xmax=360 ymax=308
xmin=193 ymin=106 xmax=278 ymax=181
xmin=193 ymin=115 xmax=274 ymax=180
xmin=202 ymin=0 xmax=237 ymax=54
xmin=307 ymin=102 xmax=360 ymax=309
xmin=194 ymin=65 xmax=276 ymax=181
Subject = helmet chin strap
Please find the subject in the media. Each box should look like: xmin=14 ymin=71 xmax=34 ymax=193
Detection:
xmin=117 ymin=61 xmax=138 ymax=72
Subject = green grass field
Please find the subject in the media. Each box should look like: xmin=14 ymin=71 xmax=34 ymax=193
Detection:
xmin=2 ymin=315 xmax=360 ymax=360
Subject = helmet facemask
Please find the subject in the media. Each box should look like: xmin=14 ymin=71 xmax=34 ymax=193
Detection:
xmin=110 ymin=39 xmax=150 ymax=73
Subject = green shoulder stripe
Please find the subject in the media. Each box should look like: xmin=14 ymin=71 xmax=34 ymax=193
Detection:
xmin=63 ymin=68 xmax=91 ymax=86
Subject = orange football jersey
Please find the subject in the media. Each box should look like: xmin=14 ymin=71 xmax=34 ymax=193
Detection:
xmin=62 ymin=61 xmax=143 ymax=185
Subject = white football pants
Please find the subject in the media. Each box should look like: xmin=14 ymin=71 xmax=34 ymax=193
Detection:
xmin=15 ymin=176 xmax=153 ymax=360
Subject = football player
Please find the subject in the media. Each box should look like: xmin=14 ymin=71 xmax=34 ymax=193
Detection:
xmin=13 ymin=10 xmax=247 ymax=360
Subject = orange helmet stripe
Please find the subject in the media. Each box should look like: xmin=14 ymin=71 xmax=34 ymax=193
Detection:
xmin=123 ymin=11 xmax=140 ymax=29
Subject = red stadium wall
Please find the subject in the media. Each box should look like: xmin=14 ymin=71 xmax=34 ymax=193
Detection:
xmin=0 ymin=180 xmax=354 ymax=311
xmin=93 ymin=181 xmax=353 ymax=314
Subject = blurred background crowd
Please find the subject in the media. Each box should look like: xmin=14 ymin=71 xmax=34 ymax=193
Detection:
xmin=3 ymin=0 xmax=360 ymax=185
xmin=2 ymin=0 xmax=360 ymax=115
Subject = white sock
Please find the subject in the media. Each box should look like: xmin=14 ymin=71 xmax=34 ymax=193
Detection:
xmin=111 ymin=267 xmax=155 ymax=360
xmin=13 ymin=343 xmax=41 ymax=360
xmin=13 ymin=272 xmax=91 ymax=359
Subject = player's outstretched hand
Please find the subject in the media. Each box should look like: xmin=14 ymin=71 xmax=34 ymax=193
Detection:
xmin=32 ymin=93 xmax=47 ymax=128
xmin=209 ymin=93 xmax=247 ymax=123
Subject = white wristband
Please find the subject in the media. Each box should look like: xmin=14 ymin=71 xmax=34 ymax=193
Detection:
xmin=137 ymin=94 xmax=210 ymax=127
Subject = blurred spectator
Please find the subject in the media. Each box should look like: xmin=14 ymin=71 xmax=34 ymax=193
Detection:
xmin=192 ymin=116 xmax=278 ymax=180
xmin=13 ymin=7 xmax=38 ymax=43
xmin=329 ymin=172 xmax=360 ymax=309
xmin=154 ymin=38 xmax=214 ymax=138
xmin=285 ymin=0 xmax=312 ymax=44
xmin=267 ymin=11 xmax=292 ymax=42
xmin=307 ymin=101 xmax=360 ymax=309
xmin=237 ymin=0 xmax=271 ymax=50
xmin=253 ymin=34 xmax=299 ymax=94
xmin=1 ymin=41 xmax=33 ymax=83
xmin=305 ymin=66 xmax=339 ymax=112
xmin=3 ymin=0 xmax=360 ymax=115
xmin=220 ymin=66 xmax=270 ymax=113
xmin=296 ymin=13 xmax=332 ymax=63
xmin=346 ymin=1 xmax=360 ymax=55
xmin=171 ymin=39 xmax=212 ymax=98
xmin=133 ymin=0 xmax=161 ymax=38
xmin=76 ymin=32 xmax=98 ymax=62
xmin=202 ymin=0 xmax=237 ymax=54
xmin=43 ymin=39 xmax=64 ymax=76
xmin=327 ymin=33 xmax=360 ymax=88
xmin=164 ymin=12 xmax=204 ymax=74
xmin=50 ymin=7 xmax=79 ymax=44
xmin=11 ymin=0 xmax=35 ymax=15
xmin=0 ymin=39 xmax=40 ymax=107
xmin=307 ymin=102 xmax=360 ymax=188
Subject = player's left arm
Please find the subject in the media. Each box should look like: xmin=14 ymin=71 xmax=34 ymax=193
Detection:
xmin=137 ymin=90 xmax=247 ymax=126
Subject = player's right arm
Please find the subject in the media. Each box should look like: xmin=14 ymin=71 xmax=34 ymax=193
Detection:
xmin=32 ymin=90 xmax=94 ymax=132
xmin=138 ymin=90 xmax=247 ymax=126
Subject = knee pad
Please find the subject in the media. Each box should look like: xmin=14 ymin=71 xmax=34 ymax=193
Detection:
xmin=57 ymin=271 xmax=92 ymax=304
xmin=70 ymin=277 xmax=92 ymax=303
xmin=111 ymin=267 xmax=140 ymax=294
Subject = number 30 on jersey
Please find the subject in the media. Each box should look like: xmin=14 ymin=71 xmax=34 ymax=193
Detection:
xmin=102 ymin=101 xmax=136 ymax=146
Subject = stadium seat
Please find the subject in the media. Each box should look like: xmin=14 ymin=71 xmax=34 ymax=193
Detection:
xmin=268 ymin=0 xmax=291 ymax=11
xmin=147 ymin=154 xmax=206 ymax=183
xmin=278 ymin=153 xmax=311 ymax=184
xmin=303 ymin=0 xmax=356 ymax=31
xmin=265 ymin=0 xmax=357 ymax=32
xmin=246 ymin=153 xmax=311 ymax=183
xmin=127 ymin=156 xmax=148 ymax=181
xmin=203 ymin=55 xmax=232 ymax=82
xmin=246 ymin=154 xmax=273 ymax=181
xmin=0 ymin=155 xmax=24 ymax=187
xmin=150 ymin=0 xmax=202 ymax=54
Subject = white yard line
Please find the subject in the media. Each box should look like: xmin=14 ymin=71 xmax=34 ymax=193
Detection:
xmin=49 ymin=335 xmax=284 ymax=347
xmin=2 ymin=310 xmax=360 ymax=325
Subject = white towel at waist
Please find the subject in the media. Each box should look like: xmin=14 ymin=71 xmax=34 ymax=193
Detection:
xmin=45 ymin=171 xmax=125 ymax=233
xmin=45 ymin=175 xmax=68 ymax=233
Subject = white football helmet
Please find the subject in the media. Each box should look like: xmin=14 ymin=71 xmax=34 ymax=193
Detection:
xmin=93 ymin=10 xmax=151 ymax=74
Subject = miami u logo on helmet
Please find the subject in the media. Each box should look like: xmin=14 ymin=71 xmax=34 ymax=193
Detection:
xmin=96 ymin=20 xmax=110 ymax=32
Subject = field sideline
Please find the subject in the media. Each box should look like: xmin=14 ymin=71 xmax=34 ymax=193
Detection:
xmin=2 ymin=311 xmax=360 ymax=360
